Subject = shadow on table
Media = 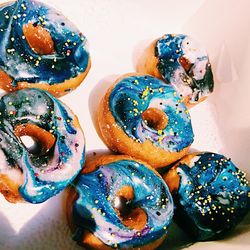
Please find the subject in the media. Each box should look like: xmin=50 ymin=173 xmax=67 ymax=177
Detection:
xmin=0 ymin=211 xmax=15 ymax=247
xmin=159 ymin=222 xmax=194 ymax=250
xmin=88 ymin=74 xmax=120 ymax=139
xmin=4 ymin=196 xmax=82 ymax=250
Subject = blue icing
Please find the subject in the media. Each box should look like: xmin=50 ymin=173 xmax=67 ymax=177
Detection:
xmin=73 ymin=159 xmax=174 ymax=248
xmin=109 ymin=75 xmax=194 ymax=152
xmin=156 ymin=34 xmax=214 ymax=103
xmin=53 ymin=97 xmax=77 ymax=135
xmin=0 ymin=0 xmax=89 ymax=85
xmin=174 ymin=152 xmax=250 ymax=240
xmin=0 ymin=88 xmax=85 ymax=203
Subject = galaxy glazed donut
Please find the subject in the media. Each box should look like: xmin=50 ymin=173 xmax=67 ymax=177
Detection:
xmin=66 ymin=155 xmax=174 ymax=250
xmin=0 ymin=88 xmax=85 ymax=204
xmin=163 ymin=152 xmax=250 ymax=240
xmin=138 ymin=34 xmax=214 ymax=106
xmin=98 ymin=74 xmax=194 ymax=168
xmin=0 ymin=0 xmax=90 ymax=97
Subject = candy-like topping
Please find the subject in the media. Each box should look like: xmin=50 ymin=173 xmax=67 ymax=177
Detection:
xmin=0 ymin=0 xmax=89 ymax=85
xmin=0 ymin=88 xmax=85 ymax=203
xmin=173 ymin=152 xmax=249 ymax=240
xmin=156 ymin=34 xmax=214 ymax=103
xmin=109 ymin=75 xmax=194 ymax=152
xmin=72 ymin=159 xmax=174 ymax=248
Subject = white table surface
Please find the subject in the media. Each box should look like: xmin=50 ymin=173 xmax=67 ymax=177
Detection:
xmin=0 ymin=0 xmax=249 ymax=249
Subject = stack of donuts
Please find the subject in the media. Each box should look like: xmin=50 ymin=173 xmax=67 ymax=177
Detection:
xmin=0 ymin=1 xmax=249 ymax=250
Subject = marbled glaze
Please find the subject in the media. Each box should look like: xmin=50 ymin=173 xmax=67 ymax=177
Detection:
xmin=72 ymin=159 xmax=174 ymax=248
xmin=156 ymin=34 xmax=214 ymax=103
xmin=0 ymin=0 xmax=89 ymax=86
xmin=0 ymin=89 xmax=85 ymax=203
xmin=109 ymin=75 xmax=194 ymax=152
xmin=173 ymin=152 xmax=250 ymax=240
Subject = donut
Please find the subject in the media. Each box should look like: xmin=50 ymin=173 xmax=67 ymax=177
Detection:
xmin=0 ymin=88 xmax=85 ymax=204
xmin=163 ymin=152 xmax=250 ymax=240
xmin=66 ymin=155 xmax=174 ymax=250
xmin=98 ymin=74 xmax=194 ymax=169
xmin=0 ymin=0 xmax=91 ymax=97
xmin=137 ymin=34 xmax=214 ymax=106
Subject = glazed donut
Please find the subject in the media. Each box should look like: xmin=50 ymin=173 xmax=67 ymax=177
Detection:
xmin=137 ymin=34 xmax=214 ymax=106
xmin=163 ymin=152 xmax=250 ymax=240
xmin=66 ymin=155 xmax=174 ymax=250
xmin=98 ymin=74 xmax=194 ymax=168
xmin=0 ymin=0 xmax=91 ymax=97
xmin=0 ymin=88 xmax=85 ymax=204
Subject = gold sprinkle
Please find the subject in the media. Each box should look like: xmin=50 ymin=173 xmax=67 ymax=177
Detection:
xmin=141 ymin=86 xmax=149 ymax=98
xmin=158 ymin=130 xmax=163 ymax=135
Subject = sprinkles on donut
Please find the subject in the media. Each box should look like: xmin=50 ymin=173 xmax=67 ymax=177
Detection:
xmin=66 ymin=155 xmax=174 ymax=250
xmin=98 ymin=73 xmax=194 ymax=168
xmin=0 ymin=88 xmax=85 ymax=204
xmin=0 ymin=0 xmax=91 ymax=97
xmin=137 ymin=34 xmax=214 ymax=106
xmin=163 ymin=152 xmax=250 ymax=240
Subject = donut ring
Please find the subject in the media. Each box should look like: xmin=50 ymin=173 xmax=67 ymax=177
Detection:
xmin=0 ymin=0 xmax=91 ymax=97
xmin=163 ymin=152 xmax=250 ymax=240
xmin=0 ymin=88 xmax=85 ymax=204
xmin=66 ymin=155 xmax=174 ymax=250
xmin=138 ymin=34 xmax=214 ymax=106
xmin=98 ymin=73 xmax=194 ymax=168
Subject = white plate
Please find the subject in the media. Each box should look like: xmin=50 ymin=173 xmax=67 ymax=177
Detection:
xmin=0 ymin=0 xmax=249 ymax=249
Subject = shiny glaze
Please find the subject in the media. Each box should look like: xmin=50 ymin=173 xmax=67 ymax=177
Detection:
xmin=109 ymin=75 xmax=194 ymax=152
xmin=72 ymin=159 xmax=174 ymax=248
xmin=0 ymin=0 xmax=89 ymax=86
xmin=0 ymin=89 xmax=85 ymax=203
xmin=156 ymin=34 xmax=214 ymax=103
xmin=173 ymin=152 xmax=250 ymax=240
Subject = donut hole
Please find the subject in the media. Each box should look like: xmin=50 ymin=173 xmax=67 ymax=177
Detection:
xmin=20 ymin=135 xmax=45 ymax=155
xmin=113 ymin=185 xmax=147 ymax=231
xmin=142 ymin=107 xmax=168 ymax=131
xmin=14 ymin=123 xmax=56 ymax=156
xmin=179 ymin=56 xmax=192 ymax=73
xmin=23 ymin=22 xmax=55 ymax=55
xmin=114 ymin=196 xmax=132 ymax=217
